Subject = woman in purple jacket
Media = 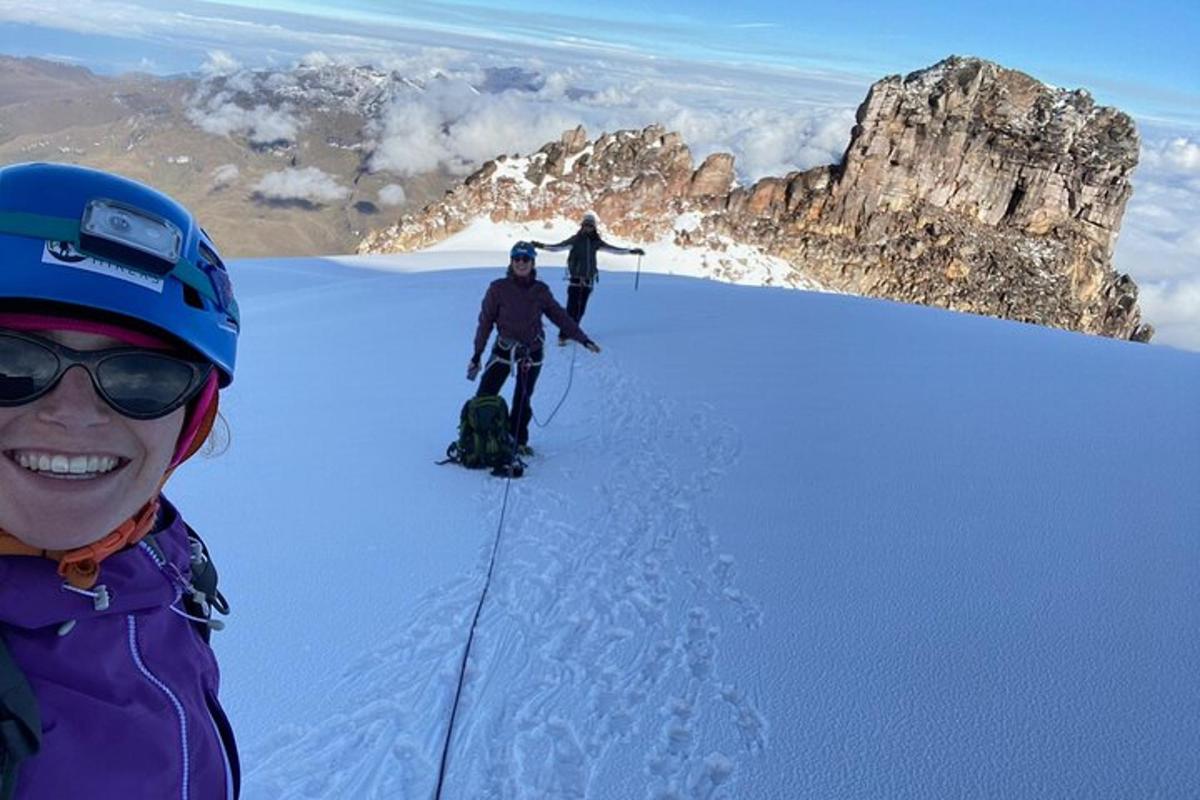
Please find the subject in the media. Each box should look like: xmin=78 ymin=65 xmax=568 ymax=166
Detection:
xmin=0 ymin=163 xmax=240 ymax=798
xmin=468 ymin=242 xmax=601 ymax=455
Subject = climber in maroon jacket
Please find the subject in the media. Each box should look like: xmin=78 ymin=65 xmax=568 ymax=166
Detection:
xmin=467 ymin=241 xmax=601 ymax=455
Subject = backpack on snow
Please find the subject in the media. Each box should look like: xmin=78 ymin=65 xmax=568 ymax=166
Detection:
xmin=442 ymin=395 xmax=523 ymax=476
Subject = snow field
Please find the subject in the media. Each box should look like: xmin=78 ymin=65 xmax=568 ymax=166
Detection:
xmin=168 ymin=253 xmax=1199 ymax=799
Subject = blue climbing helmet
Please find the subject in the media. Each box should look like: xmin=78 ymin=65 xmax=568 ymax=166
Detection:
xmin=0 ymin=162 xmax=239 ymax=385
xmin=509 ymin=241 xmax=537 ymax=262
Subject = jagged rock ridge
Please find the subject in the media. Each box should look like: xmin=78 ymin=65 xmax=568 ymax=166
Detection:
xmin=359 ymin=56 xmax=1151 ymax=342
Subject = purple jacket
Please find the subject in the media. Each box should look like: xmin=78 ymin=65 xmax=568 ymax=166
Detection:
xmin=473 ymin=271 xmax=591 ymax=359
xmin=0 ymin=498 xmax=238 ymax=799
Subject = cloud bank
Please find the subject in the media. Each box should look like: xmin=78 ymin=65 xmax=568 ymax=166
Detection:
xmin=252 ymin=167 xmax=349 ymax=205
xmin=365 ymin=65 xmax=855 ymax=183
xmin=1114 ymin=135 xmax=1200 ymax=349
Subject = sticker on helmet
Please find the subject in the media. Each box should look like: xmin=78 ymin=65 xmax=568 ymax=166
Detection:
xmin=41 ymin=241 xmax=165 ymax=293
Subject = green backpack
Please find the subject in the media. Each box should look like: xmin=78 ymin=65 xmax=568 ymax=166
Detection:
xmin=445 ymin=395 xmax=516 ymax=470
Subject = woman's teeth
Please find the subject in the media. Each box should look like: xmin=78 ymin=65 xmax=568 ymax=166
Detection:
xmin=13 ymin=452 xmax=121 ymax=477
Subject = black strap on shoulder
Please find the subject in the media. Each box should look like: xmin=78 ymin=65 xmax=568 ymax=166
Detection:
xmin=0 ymin=636 xmax=41 ymax=800
xmin=182 ymin=525 xmax=230 ymax=644
xmin=143 ymin=525 xmax=230 ymax=644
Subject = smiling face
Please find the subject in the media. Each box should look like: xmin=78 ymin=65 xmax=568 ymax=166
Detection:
xmin=0 ymin=329 xmax=185 ymax=550
xmin=510 ymin=255 xmax=534 ymax=276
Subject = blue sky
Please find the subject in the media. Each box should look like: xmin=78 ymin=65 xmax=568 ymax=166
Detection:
xmin=402 ymin=0 xmax=1200 ymax=98
xmin=0 ymin=0 xmax=1196 ymax=125
xmin=233 ymin=0 xmax=1200 ymax=124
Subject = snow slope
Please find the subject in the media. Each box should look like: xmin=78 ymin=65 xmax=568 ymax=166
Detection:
xmin=167 ymin=251 xmax=1200 ymax=799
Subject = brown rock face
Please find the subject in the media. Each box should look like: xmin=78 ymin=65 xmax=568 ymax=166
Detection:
xmin=690 ymin=153 xmax=735 ymax=196
xmin=359 ymin=56 xmax=1152 ymax=342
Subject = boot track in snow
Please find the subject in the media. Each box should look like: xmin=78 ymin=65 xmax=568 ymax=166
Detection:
xmin=242 ymin=348 xmax=767 ymax=799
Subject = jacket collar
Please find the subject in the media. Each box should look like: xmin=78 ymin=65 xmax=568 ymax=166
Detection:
xmin=0 ymin=498 xmax=189 ymax=629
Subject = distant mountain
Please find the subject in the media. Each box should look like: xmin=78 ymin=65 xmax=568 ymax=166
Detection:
xmin=360 ymin=57 xmax=1151 ymax=342
xmin=0 ymin=56 xmax=495 ymax=257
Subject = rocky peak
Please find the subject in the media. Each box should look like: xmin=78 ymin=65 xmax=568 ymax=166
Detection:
xmin=359 ymin=56 xmax=1151 ymax=342
xmin=831 ymin=56 xmax=1137 ymax=246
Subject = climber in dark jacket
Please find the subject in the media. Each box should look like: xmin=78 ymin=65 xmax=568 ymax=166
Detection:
xmin=532 ymin=212 xmax=644 ymax=341
xmin=468 ymin=241 xmax=601 ymax=454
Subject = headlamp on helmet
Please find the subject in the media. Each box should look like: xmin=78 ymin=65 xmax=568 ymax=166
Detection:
xmin=81 ymin=199 xmax=183 ymax=274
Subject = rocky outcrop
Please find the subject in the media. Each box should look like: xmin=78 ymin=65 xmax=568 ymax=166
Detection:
xmin=359 ymin=56 xmax=1152 ymax=341
xmin=690 ymin=154 xmax=735 ymax=197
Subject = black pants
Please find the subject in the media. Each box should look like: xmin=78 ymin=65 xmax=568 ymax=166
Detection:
xmin=476 ymin=344 xmax=542 ymax=446
xmin=566 ymin=283 xmax=592 ymax=324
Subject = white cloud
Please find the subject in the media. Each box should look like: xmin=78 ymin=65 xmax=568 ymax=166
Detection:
xmin=368 ymin=75 xmax=586 ymax=176
xmin=378 ymin=184 xmax=407 ymax=206
xmin=1137 ymin=277 xmax=1200 ymax=350
xmin=1119 ymin=137 xmax=1200 ymax=281
xmin=660 ymin=103 xmax=855 ymax=180
xmin=188 ymin=95 xmax=303 ymax=144
xmin=252 ymin=167 xmax=349 ymax=204
xmin=369 ymin=99 xmax=455 ymax=176
xmin=211 ymin=163 xmax=240 ymax=188
xmin=201 ymin=50 xmax=242 ymax=76
xmin=298 ymin=51 xmax=335 ymax=69
xmin=364 ymin=64 xmax=856 ymax=184
xmin=224 ymin=70 xmax=260 ymax=95
xmin=1112 ymin=133 xmax=1200 ymax=349
xmin=261 ymin=71 xmax=298 ymax=92
xmin=1141 ymin=137 xmax=1200 ymax=174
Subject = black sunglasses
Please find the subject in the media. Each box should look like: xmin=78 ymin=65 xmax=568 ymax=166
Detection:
xmin=512 ymin=256 xmax=534 ymax=264
xmin=0 ymin=330 xmax=212 ymax=420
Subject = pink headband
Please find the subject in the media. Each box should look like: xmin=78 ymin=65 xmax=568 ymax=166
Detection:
xmin=0 ymin=312 xmax=217 ymax=465
xmin=0 ymin=313 xmax=171 ymax=349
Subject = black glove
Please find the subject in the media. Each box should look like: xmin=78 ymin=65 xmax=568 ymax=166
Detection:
xmin=531 ymin=241 xmax=545 ymax=248
xmin=631 ymin=248 xmax=645 ymax=255
xmin=466 ymin=358 xmax=480 ymax=381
